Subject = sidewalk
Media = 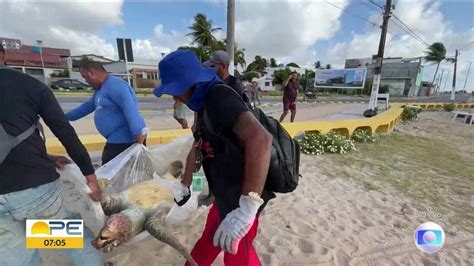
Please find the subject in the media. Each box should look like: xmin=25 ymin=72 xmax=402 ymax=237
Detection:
xmin=43 ymin=103 xmax=367 ymax=138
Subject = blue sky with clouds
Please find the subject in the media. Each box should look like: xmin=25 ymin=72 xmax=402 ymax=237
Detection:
xmin=1 ymin=0 xmax=473 ymax=90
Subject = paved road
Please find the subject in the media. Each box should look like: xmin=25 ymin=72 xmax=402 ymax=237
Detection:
xmin=56 ymin=93 xmax=472 ymax=114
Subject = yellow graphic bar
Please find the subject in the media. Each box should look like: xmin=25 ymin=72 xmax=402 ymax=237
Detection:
xmin=26 ymin=237 xmax=83 ymax=249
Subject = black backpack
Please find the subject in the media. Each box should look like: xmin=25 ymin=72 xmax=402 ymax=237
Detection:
xmin=196 ymin=84 xmax=300 ymax=193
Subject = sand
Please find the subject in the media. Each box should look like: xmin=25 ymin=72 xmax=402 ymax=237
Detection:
xmin=44 ymin=111 xmax=473 ymax=265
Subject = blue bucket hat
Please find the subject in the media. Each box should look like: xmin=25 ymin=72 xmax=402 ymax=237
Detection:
xmin=153 ymin=50 xmax=216 ymax=97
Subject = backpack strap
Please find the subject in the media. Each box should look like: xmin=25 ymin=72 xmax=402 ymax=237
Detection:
xmin=0 ymin=121 xmax=39 ymax=163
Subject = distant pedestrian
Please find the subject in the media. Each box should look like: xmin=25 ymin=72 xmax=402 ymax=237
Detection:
xmin=173 ymin=99 xmax=188 ymax=129
xmin=249 ymin=78 xmax=261 ymax=106
xmin=279 ymin=71 xmax=299 ymax=122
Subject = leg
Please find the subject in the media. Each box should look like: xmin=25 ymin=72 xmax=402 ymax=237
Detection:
xmin=185 ymin=204 xmax=222 ymax=266
xmin=0 ymin=213 xmax=42 ymax=266
xmin=279 ymin=111 xmax=288 ymax=122
xmin=4 ymin=180 xmax=102 ymax=266
xmin=280 ymin=100 xmax=290 ymax=122
xmin=223 ymin=215 xmax=261 ymax=266
xmin=101 ymin=142 xmax=135 ymax=165
xmin=177 ymin=118 xmax=189 ymax=129
xmin=290 ymin=102 xmax=297 ymax=122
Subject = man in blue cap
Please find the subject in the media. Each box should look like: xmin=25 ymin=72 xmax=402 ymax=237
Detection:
xmin=154 ymin=50 xmax=274 ymax=265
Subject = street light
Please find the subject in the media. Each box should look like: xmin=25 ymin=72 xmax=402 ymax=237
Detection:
xmin=36 ymin=40 xmax=46 ymax=83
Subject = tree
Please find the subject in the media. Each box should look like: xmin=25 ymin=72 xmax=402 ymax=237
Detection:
xmin=298 ymin=69 xmax=315 ymax=91
xmin=286 ymin=62 xmax=300 ymax=68
xmin=247 ymin=55 xmax=268 ymax=73
xmin=424 ymin=42 xmax=448 ymax=85
xmin=314 ymin=61 xmax=322 ymax=69
xmin=234 ymin=47 xmax=246 ymax=69
xmin=270 ymin=58 xmax=278 ymax=67
xmin=243 ymin=71 xmax=260 ymax=82
xmin=186 ymin=13 xmax=222 ymax=49
xmin=178 ymin=46 xmax=210 ymax=62
xmin=326 ymin=64 xmax=332 ymax=69
xmin=272 ymin=68 xmax=292 ymax=85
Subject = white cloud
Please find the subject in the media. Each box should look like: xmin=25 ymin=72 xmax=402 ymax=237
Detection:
xmin=326 ymin=0 xmax=474 ymax=91
xmin=0 ymin=0 xmax=123 ymax=57
xmin=234 ymin=0 xmax=349 ymax=67
xmin=132 ymin=24 xmax=191 ymax=60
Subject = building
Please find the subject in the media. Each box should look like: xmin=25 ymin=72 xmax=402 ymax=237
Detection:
xmin=103 ymin=59 xmax=159 ymax=90
xmin=1 ymin=37 xmax=70 ymax=84
xmin=345 ymin=57 xmax=423 ymax=96
xmin=258 ymin=66 xmax=306 ymax=91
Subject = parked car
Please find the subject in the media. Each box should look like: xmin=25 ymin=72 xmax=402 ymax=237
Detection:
xmin=50 ymin=79 xmax=92 ymax=91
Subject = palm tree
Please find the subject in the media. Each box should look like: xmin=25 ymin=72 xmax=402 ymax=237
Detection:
xmin=178 ymin=46 xmax=210 ymax=63
xmin=424 ymin=42 xmax=448 ymax=85
xmin=234 ymin=47 xmax=246 ymax=69
xmin=314 ymin=61 xmax=322 ymax=69
xmin=270 ymin=58 xmax=278 ymax=67
xmin=286 ymin=62 xmax=300 ymax=68
xmin=247 ymin=55 xmax=268 ymax=73
xmin=186 ymin=13 xmax=222 ymax=48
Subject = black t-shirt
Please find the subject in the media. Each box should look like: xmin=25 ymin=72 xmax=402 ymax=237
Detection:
xmin=200 ymin=84 xmax=275 ymax=218
xmin=0 ymin=67 xmax=95 ymax=194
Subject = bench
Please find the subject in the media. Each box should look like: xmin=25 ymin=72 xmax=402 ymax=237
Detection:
xmin=451 ymin=111 xmax=473 ymax=126
xmin=377 ymin=93 xmax=390 ymax=110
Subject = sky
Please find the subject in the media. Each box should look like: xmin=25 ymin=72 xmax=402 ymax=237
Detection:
xmin=1 ymin=0 xmax=473 ymax=91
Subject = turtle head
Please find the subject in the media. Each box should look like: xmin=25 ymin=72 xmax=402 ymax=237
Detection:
xmin=92 ymin=213 xmax=133 ymax=252
xmin=167 ymin=160 xmax=183 ymax=178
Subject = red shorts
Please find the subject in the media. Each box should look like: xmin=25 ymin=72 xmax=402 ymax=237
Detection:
xmin=283 ymin=100 xmax=296 ymax=112
xmin=185 ymin=203 xmax=261 ymax=266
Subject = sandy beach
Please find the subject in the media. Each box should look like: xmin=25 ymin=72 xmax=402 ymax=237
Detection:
xmin=43 ymin=111 xmax=473 ymax=265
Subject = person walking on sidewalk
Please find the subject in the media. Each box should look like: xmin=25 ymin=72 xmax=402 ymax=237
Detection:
xmin=0 ymin=48 xmax=103 ymax=265
xmin=154 ymin=50 xmax=274 ymax=265
xmin=279 ymin=71 xmax=299 ymax=123
xmin=66 ymin=61 xmax=148 ymax=165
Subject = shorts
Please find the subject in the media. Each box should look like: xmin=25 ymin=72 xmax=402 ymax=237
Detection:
xmin=173 ymin=103 xmax=187 ymax=120
xmin=283 ymin=100 xmax=296 ymax=112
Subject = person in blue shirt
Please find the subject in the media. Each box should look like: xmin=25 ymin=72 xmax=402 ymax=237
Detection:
xmin=66 ymin=61 xmax=148 ymax=165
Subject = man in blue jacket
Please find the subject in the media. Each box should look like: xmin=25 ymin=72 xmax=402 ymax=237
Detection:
xmin=66 ymin=61 xmax=148 ymax=164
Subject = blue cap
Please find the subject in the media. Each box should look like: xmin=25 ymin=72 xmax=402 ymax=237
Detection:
xmin=153 ymin=50 xmax=216 ymax=97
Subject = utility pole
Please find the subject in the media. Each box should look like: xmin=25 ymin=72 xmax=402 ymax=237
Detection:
xmin=226 ymin=0 xmax=235 ymax=75
xmin=443 ymin=70 xmax=450 ymax=92
xmin=438 ymin=69 xmax=445 ymax=95
xmin=365 ymin=0 xmax=393 ymax=117
xmin=450 ymin=49 xmax=458 ymax=101
xmin=36 ymin=40 xmax=46 ymax=84
xmin=463 ymin=62 xmax=472 ymax=91
xmin=123 ymin=38 xmax=131 ymax=86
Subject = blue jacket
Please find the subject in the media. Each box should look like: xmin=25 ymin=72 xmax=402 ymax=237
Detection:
xmin=66 ymin=76 xmax=147 ymax=144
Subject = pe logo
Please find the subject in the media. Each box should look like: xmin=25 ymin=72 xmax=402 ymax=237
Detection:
xmin=414 ymin=222 xmax=445 ymax=254
xmin=26 ymin=219 xmax=83 ymax=249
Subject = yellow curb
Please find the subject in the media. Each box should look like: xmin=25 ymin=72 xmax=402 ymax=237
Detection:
xmin=45 ymin=102 xmax=471 ymax=154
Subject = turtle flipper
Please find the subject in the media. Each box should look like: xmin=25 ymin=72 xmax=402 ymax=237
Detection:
xmin=145 ymin=208 xmax=197 ymax=266
xmin=101 ymin=193 xmax=126 ymax=216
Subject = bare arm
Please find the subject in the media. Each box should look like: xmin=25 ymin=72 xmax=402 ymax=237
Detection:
xmin=233 ymin=111 xmax=272 ymax=195
xmin=282 ymin=76 xmax=292 ymax=88
xmin=181 ymin=144 xmax=198 ymax=186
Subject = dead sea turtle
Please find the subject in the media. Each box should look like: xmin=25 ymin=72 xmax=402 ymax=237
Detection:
xmin=92 ymin=161 xmax=196 ymax=265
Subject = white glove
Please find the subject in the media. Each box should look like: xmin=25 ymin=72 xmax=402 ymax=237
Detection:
xmin=213 ymin=192 xmax=264 ymax=254
xmin=173 ymin=182 xmax=191 ymax=206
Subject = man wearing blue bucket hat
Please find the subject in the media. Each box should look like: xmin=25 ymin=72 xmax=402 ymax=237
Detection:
xmin=154 ymin=50 xmax=274 ymax=265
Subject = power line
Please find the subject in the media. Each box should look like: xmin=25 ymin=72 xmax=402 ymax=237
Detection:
xmin=369 ymin=0 xmax=384 ymax=10
xmin=361 ymin=1 xmax=382 ymax=13
xmin=324 ymin=0 xmax=379 ymax=27
xmin=392 ymin=14 xmax=430 ymax=46
xmin=458 ymin=40 xmax=474 ymax=51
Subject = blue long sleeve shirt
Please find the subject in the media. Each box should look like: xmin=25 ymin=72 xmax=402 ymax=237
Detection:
xmin=66 ymin=76 xmax=147 ymax=144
